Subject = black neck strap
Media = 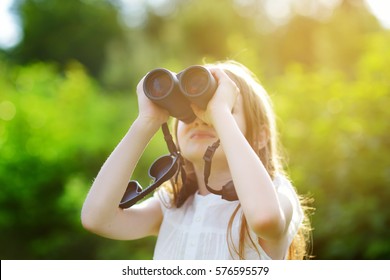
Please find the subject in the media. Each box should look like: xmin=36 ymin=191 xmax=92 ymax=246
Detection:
xmin=162 ymin=123 xmax=178 ymax=156
xmin=203 ymin=140 xmax=222 ymax=195
xmin=162 ymin=124 xmax=238 ymax=201
xmin=162 ymin=122 xmax=187 ymax=185
xmin=202 ymin=140 xmax=238 ymax=201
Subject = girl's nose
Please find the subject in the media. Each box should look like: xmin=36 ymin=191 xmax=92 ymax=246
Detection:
xmin=193 ymin=117 xmax=207 ymax=127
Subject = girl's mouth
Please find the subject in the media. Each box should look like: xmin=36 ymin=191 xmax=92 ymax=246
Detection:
xmin=190 ymin=131 xmax=216 ymax=139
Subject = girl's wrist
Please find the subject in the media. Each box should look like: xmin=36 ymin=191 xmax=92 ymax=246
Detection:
xmin=133 ymin=116 xmax=163 ymax=133
xmin=210 ymin=106 xmax=233 ymax=128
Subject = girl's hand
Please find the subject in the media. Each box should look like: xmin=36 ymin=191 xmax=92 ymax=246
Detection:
xmin=191 ymin=68 xmax=240 ymax=125
xmin=136 ymin=76 xmax=170 ymax=125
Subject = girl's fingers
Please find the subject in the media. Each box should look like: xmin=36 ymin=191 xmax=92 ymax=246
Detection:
xmin=190 ymin=103 xmax=210 ymax=125
xmin=209 ymin=68 xmax=240 ymax=111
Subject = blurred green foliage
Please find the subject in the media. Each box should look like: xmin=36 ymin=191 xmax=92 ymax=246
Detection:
xmin=270 ymin=32 xmax=390 ymax=259
xmin=0 ymin=60 xmax=163 ymax=259
xmin=1 ymin=0 xmax=389 ymax=259
xmin=9 ymin=0 xmax=125 ymax=78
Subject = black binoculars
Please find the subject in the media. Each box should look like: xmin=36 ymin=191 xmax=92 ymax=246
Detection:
xmin=143 ymin=65 xmax=217 ymax=123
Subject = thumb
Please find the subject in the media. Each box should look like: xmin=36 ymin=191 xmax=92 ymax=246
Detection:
xmin=190 ymin=103 xmax=211 ymax=125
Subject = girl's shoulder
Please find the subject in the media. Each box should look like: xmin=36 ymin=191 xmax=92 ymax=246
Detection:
xmin=153 ymin=185 xmax=178 ymax=213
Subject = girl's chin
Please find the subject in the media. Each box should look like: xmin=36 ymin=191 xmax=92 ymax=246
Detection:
xmin=181 ymin=143 xmax=225 ymax=163
xmin=181 ymin=146 xmax=210 ymax=160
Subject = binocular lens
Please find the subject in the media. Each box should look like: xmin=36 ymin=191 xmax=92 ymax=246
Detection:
xmin=145 ymin=72 xmax=172 ymax=98
xmin=182 ymin=71 xmax=208 ymax=96
xmin=142 ymin=66 xmax=216 ymax=122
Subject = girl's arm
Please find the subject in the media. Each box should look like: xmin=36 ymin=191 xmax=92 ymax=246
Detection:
xmin=81 ymin=80 xmax=169 ymax=240
xmin=212 ymin=107 xmax=291 ymax=241
xmin=202 ymin=69 xmax=292 ymax=242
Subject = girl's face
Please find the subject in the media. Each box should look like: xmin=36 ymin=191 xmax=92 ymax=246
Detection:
xmin=176 ymin=93 xmax=247 ymax=164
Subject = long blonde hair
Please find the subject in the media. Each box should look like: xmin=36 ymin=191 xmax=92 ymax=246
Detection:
xmin=162 ymin=60 xmax=312 ymax=259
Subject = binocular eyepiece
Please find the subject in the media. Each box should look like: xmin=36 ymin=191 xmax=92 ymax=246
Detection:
xmin=143 ymin=65 xmax=217 ymax=123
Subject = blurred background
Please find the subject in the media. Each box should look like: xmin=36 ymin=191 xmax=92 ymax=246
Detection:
xmin=0 ymin=0 xmax=389 ymax=260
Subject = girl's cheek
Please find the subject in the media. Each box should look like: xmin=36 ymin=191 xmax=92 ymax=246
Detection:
xmin=176 ymin=122 xmax=186 ymax=146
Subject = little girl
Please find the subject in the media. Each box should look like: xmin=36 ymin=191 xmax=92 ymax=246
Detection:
xmin=81 ymin=60 xmax=311 ymax=260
